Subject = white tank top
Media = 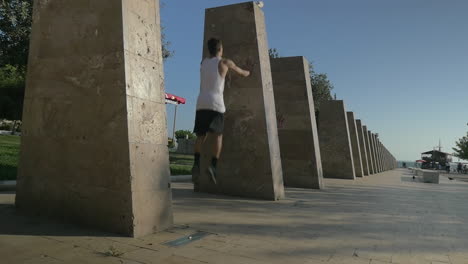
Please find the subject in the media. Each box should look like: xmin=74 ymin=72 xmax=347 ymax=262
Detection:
xmin=196 ymin=57 xmax=226 ymax=113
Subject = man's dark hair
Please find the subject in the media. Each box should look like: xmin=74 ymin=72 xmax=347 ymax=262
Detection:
xmin=207 ymin=38 xmax=222 ymax=56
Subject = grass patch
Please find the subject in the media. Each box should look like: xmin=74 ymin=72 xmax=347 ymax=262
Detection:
xmin=0 ymin=135 xmax=20 ymax=180
xmin=169 ymin=153 xmax=193 ymax=176
xmin=0 ymin=135 xmax=193 ymax=180
xmin=170 ymin=164 xmax=192 ymax=176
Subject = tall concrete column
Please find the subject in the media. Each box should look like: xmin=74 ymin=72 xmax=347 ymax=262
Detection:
xmin=376 ymin=137 xmax=384 ymax=172
xmin=387 ymin=149 xmax=391 ymax=170
xmin=381 ymin=146 xmax=386 ymax=171
xmin=16 ymin=0 xmax=172 ymax=237
xmin=198 ymin=2 xmax=284 ymax=200
xmin=271 ymin=57 xmax=323 ymax=189
xmin=363 ymin=126 xmax=375 ymax=174
xmin=386 ymin=148 xmax=391 ymax=170
xmin=356 ymin=120 xmax=370 ymax=176
xmin=383 ymin=146 xmax=388 ymax=171
xmin=367 ymin=130 xmax=378 ymax=174
xmin=346 ymin=112 xmax=364 ymax=177
xmin=371 ymin=133 xmax=380 ymax=173
xmin=318 ymin=100 xmax=355 ymax=179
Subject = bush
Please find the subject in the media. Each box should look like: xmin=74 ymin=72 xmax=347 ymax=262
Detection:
xmin=168 ymin=138 xmax=175 ymax=148
xmin=0 ymin=122 xmax=11 ymax=131
xmin=175 ymin=130 xmax=195 ymax=140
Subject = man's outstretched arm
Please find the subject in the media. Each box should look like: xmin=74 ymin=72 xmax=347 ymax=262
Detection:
xmin=221 ymin=59 xmax=250 ymax=77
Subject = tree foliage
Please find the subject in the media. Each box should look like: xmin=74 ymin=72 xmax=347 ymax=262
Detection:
xmin=0 ymin=0 xmax=32 ymax=71
xmin=309 ymin=63 xmax=333 ymax=111
xmin=0 ymin=64 xmax=25 ymax=120
xmin=453 ymin=132 xmax=468 ymax=161
xmin=268 ymin=48 xmax=280 ymax=59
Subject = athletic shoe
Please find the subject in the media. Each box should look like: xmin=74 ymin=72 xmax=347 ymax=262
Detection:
xmin=192 ymin=165 xmax=200 ymax=189
xmin=207 ymin=165 xmax=217 ymax=185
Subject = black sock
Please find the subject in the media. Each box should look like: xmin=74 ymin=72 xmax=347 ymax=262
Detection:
xmin=194 ymin=153 xmax=200 ymax=167
xmin=211 ymin=157 xmax=218 ymax=168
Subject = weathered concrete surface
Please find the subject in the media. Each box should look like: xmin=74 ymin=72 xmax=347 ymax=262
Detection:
xmin=3 ymin=170 xmax=468 ymax=264
xmin=377 ymin=138 xmax=385 ymax=172
xmin=375 ymin=137 xmax=383 ymax=172
xmin=356 ymin=120 xmax=370 ymax=176
xmin=198 ymin=2 xmax=284 ymax=200
xmin=346 ymin=112 xmax=364 ymax=178
xmin=271 ymin=56 xmax=323 ymax=189
xmin=380 ymin=141 xmax=385 ymax=172
xmin=373 ymin=134 xmax=382 ymax=173
xmin=318 ymin=100 xmax=355 ymax=179
xmin=367 ymin=130 xmax=377 ymax=174
xmin=16 ymin=0 xmax=172 ymax=237
xmin=363 ymin=125 xmax=375 ymax=174
xmin=375 ymin=135 xmax=383 ymax=173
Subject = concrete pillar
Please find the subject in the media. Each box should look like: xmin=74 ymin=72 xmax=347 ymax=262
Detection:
xmin=367 ymin=130 xmax=378 ymax=174
xmin=363 ymin=126 xmax=375 ymax=174
xmin=383 ymin=146 xmax=388 ymax=171
xmin=198 ymin=2 xmax=284 ymax=200
xmin=271 ymin=56 xmax=323 ymax=189
xmin=16 ymin=0 xmax=172 ymax=237
xmin=356 ymin=120 xmax=370 ymax=176
xmin=371 ymin=134 xmax=380 ymax=173
xmin=346 ymin=112 xmax=364 ymax=177
xmin=376 ymin=138 xmax=384 ymax=172
xmin=381 ymin=146 xmax=386 ymax=171
xmin=386 ymin=148 xmax=392 ymax=170
xmin=318 ymin=100 xmax=355 ymax=179
xmin=385 ymin=148 xmax=391 ymax=170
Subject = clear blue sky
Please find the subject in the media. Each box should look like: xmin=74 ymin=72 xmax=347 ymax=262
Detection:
xmin=161 ymin=0 xmax=468 ymax=162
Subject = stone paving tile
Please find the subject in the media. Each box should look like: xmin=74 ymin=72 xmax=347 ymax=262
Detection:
xmin=2 ymin=169 xmax=468 ymax=263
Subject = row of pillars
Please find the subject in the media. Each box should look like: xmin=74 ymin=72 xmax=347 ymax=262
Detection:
xmin=16 ymin=1 xmax=397 ymax=238
xmin=197 ymin=2 xmax=397 ymax=198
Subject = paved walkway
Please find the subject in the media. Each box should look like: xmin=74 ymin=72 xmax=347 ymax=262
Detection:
xmin=1 ymin=169 xmax=468 ymax=263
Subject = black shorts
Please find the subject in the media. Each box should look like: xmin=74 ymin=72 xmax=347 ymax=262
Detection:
xmin=193 ymin=110 xmax=224 ymax=135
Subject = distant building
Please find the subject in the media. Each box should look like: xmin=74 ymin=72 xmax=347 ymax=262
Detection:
xmin=421 ymin=150 xmax=452 ymax=167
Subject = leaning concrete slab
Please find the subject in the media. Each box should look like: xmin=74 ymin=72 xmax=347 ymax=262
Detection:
xmin=377 ymin=136 xmax=385 ymax=171
xmin=346 ymin=112 xmax=364 ymax=178
xmin=363 ymin=126 xmax=375 ymax=174
xmin=370 ymin=133 xmax=380 ymax=173
xmin=271 ymin=56 xmax=323 ymax=189
xmin=376 ymin=136 xmax=383 ymax=173
xmin=318 ymin=100 xmax=355 ymax=179
xmin=198 ymin=2 xmax=284 ymax=200
xmin=376 ymin=138 xmax=383 ymax=172
xmin=367 ymin=130 xmax=377 ymax=174
xmin=356 ymin=120 xmax=370 ymax=176
xmin=16 ymin=0 xmax=172 ymax=237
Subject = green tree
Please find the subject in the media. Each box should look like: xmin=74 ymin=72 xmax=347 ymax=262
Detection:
xmin=0 ymin=0 xmax=33 ymax=71
xmin=453 ymin=132 xmax=468 ymax=160
xmin=0 ymin=64 xmax=25 ymax=120
xmin=175 ymin=130 xmax=195 ymax=140
xmin=160 ymin=2 xmax=174 ymax=61
xmin=309 ymin=64 xmax=334 ymax=111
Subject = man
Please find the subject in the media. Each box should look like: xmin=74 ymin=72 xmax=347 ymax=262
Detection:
xmin=192 ymin=38 xmax=250 ymax=187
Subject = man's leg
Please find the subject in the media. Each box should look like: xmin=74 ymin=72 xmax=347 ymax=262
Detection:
xmin=193 ymin=134 xmax=206 ymax=167
xmin=210 ymin=132 xmax=223 ymax=161
xmin=192 ymin=134 xmax=206 ymax=190
xmin=206 ymin=132 xmax=222 ymax=184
